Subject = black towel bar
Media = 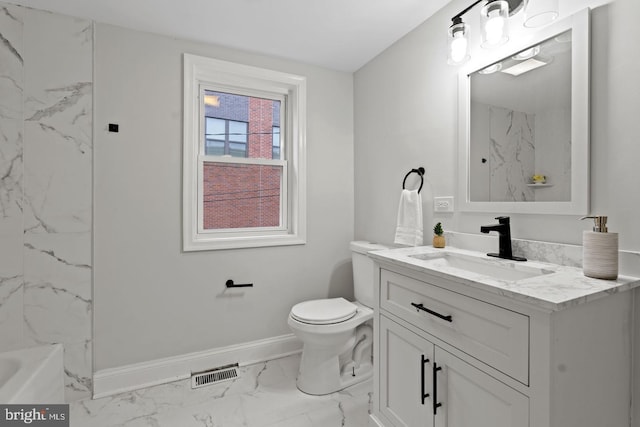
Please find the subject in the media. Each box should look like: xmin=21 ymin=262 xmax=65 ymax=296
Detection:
xmin=402 ymin=167 xmax=425 ymax=193
xmin=226 ymin=279 xmax=253 ymax=288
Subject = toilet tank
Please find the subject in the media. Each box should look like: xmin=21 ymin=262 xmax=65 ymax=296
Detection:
xmin=350 ymin=241 xmax=391 ymax=308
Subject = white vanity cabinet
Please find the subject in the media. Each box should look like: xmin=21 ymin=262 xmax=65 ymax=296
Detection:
xmin=371 ymin=263 xmax=634 ymax=427
xmin=379 ymin=315 xmax=528 ymax=427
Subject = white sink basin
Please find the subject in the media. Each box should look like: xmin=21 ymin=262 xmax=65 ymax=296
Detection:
xmin=408 ymin=251 xmax=554 ymax=282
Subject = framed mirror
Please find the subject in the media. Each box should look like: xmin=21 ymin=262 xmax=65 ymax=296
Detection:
xmin=457 ymin=8 xmax=590 ymax=214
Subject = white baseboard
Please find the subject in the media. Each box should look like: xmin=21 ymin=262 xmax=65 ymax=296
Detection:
xmin=92 ymin=334 xmax=302 ymax=399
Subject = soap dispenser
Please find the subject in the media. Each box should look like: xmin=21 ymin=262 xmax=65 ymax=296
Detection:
xmin=580 ymin=216 xmax=618 ymax=280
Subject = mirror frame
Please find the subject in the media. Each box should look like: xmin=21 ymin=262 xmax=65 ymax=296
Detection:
xmin=457 ymin=8 xmax=590 ymax=215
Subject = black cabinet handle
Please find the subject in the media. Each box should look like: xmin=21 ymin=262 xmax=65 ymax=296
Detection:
xmin=433 ymin=362 xmax=443 ymax=415
xmin=420 ymin=355 xmax=430 ymax=404
xmin=411 ymin=302 xmax=453 ymax=322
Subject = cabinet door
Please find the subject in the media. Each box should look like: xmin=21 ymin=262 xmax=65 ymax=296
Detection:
xmin=433 ymin=349 xmax=529 ymax=427
xmin=379 ymin=315 xmax=434 ymax=427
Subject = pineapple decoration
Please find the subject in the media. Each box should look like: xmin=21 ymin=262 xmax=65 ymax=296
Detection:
xmin=433 ymin=222 xmax=445 ymax=248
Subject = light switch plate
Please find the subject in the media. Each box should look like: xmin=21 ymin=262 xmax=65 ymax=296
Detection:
xmin=434 ymin=196 xmax=454 ymax=212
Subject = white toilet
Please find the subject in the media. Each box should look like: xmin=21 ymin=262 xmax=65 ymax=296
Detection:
xmin=288 ymin=241 xmax=389 ymax=395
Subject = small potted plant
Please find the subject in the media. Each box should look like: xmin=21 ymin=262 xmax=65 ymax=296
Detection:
xmin=532 ymin=174 xmax=546 ymax=184
xmin=433 ymin=222 xmax=445 ymax=248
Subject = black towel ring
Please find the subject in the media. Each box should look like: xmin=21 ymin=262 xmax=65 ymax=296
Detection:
xmin=402 ymin=167 xmax=425 ymax=193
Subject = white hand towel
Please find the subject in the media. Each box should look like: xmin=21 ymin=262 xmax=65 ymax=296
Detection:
xmin=394 ymin=189 xmax=423 ymax=246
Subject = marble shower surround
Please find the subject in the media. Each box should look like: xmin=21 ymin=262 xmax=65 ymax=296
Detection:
xmin=0 ymin=4 xmax=24 ymax=352
xmin=471 ymin=102 xmax=536 ymax=202
xmin=489 ymin=105 xmax=535 ymax=202
xmin=470 ymin=101 xmax=572 ymax=203
xmin=0 ymin=2 xmax=93 ymax=402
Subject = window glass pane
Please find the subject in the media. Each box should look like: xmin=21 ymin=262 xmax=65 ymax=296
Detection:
xmin=272 ymin=102 xmax=280 ymax=127
xmin=205 ymin=139 xmax=224 ymax=156
xmin=204 ymin=90 xmax=249 ymax=122
xmin=272 ymin=127 xmax=281 ymax=159
xmin=203 ymin=89 xmax=281 ymax=160
xmin=229 ymin=121 xmax=247 ymax=143
xmin=202 ymin=162 xmax=282 ymax=230
xmin=205 ymin=117 xmax=225 ymax=139
xmin=229 ymin=142 xmax=247 ymax=157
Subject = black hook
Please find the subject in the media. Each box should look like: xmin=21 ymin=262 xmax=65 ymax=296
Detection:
xmin=402 ymin=167 xmax=425 ymax=193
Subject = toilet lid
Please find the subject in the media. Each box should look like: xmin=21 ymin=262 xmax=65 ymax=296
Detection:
xmin=290 ymin=298 xmax=358 ymax=325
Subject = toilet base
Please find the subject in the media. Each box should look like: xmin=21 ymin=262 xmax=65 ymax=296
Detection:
xmin=296 ymin=354 xmax=372 ymax=396
xmin=288 ymin=303 xmax=374 ymax=396
xmin=295 ymin=327 xmax=373 ymax=395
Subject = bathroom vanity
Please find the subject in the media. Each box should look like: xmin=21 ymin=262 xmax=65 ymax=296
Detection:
xmin=368 ymin=246 xmax=640 ymax=427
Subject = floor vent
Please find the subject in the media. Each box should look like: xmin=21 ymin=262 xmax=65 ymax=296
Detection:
xmin=191 ymin=363 xmax=239 ymax=389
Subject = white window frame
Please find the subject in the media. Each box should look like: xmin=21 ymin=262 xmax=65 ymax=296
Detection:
xmin=183 ymin=54 xmax=307 ymax=251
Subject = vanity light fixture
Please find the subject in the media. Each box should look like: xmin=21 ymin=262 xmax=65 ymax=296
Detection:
xmin=448 ymin=16 xmax=470 ymax=65
xmin=448 ymin=0 xmax=558 ymax=65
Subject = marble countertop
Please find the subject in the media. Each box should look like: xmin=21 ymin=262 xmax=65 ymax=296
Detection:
xmin=368 ymin=245 xmax=640 ymax=312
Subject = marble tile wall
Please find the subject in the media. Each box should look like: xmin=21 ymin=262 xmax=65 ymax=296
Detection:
xmin=533 ymin=108 xmax=571 ymax=202
xmin=488 ymin=105 xmax=535 ymax=202
xmin=0 ymin=3 xmax=25 ymax=352
xmin=471 ymin=102 xmax=572 ymax=203
xmin=0 ymin=2 xmax=93 ymax=402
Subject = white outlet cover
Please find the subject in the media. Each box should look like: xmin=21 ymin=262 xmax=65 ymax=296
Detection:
xmin=434 ymin=196 xmax=454 ymax=212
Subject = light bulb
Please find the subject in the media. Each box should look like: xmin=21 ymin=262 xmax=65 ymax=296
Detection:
xmin=484 ymin=15 xmax=505 ymax=45
xmin=480 ymin=0 xmax=509 ymax=48
xmin=451 ymin=36 xmax=468 ymax=63
xmin=447 ymin=19 xmax=469 ymax=65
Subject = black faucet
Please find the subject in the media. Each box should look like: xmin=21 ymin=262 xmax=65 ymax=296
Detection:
xmin=480 ymin=216 xmax=527 ymax=261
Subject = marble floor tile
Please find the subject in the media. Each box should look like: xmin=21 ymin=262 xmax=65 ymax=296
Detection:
xmin=70 ymin=353 xmax=373 ymax=427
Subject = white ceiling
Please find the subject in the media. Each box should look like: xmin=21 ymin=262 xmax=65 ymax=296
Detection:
xmin=7 ymin=0 xmax=450 ymax=72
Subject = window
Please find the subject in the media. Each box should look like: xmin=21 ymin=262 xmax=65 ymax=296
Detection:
xmin=272 ymin=127 xmax=280 ymax=159
xmin=183 ymin=54 xmax=307 ymax=251
xmin=204 ymin=116 xmax=248 ymax=157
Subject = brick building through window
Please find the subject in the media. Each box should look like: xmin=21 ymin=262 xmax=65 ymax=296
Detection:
xmin=202 ymin=91 xmax=282 ymax=230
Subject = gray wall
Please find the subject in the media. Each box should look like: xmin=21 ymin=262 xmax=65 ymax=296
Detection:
xmin=93 ymin=23 xmax=355 ymax=370
xmin=355 ymin=0 xmax=640 ymax=247
xmin=354 ymin=0 xmax=640 ymax=422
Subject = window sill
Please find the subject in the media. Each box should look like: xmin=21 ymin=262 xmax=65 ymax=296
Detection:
xmin=183 ymin=233 xmax=306 ymax=252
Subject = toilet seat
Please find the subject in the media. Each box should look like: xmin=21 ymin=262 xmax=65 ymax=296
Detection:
xmin=290 ymin=298 xmax=357 ymax=325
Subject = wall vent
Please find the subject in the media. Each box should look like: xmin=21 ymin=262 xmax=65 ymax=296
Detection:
xmin=191 ymin=363 xmax=239 ymax=389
